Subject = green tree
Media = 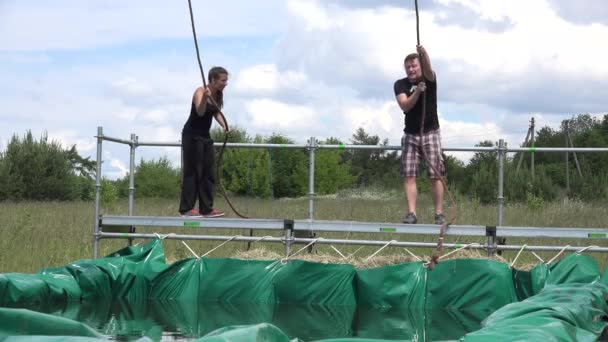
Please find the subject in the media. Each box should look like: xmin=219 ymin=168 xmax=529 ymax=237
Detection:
xmin=444 ymin=154 xmax=466 ymax=192
xmin=315 ymin=138 xmax=355 ymax=194
xmin=347 ymin=127 xmax=400 ymax=189
xmin=468 ymin=165 xmax=496 ymax=204
xmin=210 ymin=125 xmax=250 ymax=143
xmin=569 ymin=167 xmax=608 ymax=202
xmin=522 ymin=113 xmax=608 ymax=200
xmin=119 ymin=156 xmax=181 ymax=199
xmin=250 ymin=149 xmax=272 ymax=198
xmin=0 ymin=131 xmax=90 ymax=201
xmin=266 ymin=134 xmax=307 ymax=198
xmin=462 ymin=140 xmax=496 ymax=198
xmin=213 ymin=127 xmax=274 ymax=198
xmin=505 ymin=164 xmax=557 ymax=204
xmin=349 ymin=128 xmax=381 ymax=187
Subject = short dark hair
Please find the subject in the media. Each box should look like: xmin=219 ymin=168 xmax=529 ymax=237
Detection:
xmin=404 ymin=53 xmax=419 ymax=64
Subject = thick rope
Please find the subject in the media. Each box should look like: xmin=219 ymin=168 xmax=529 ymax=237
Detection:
xmin=546 ymin=245 xmax=570 ymax=264
xmin=186 ymin=0 xmax=247 ymax=219
xmin=181 ymin=241 xmax=200 ymax=259
xmin=402 ymin=248 xmax=423 ymax=261
xmin=154 ymin=232 xmax=176 ymax=240
xmin=437 ymin=243 xmax=480 ymax=260
xmin=576 ymin=245 xmax=599 ymax=254
xmin=281 ymin=238 xmax=323 ymax=264
xmin=330 ymin=245 xmax=348 ymax=259
xmin=201 ymin=236 xmax=241 ymax=257
xmin=531 ymin=252 xmax=545 ymax=263
xmin=413 ymin=0 xmax=458 ymax=270
xmin=510 ymin=244 xmax=528 ymax=268
xmin=366 ymin=240 xmax=397 ymax=261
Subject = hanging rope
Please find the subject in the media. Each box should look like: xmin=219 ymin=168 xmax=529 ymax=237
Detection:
xmin=186 ymin=0 xmax=247 ymax=219
xmin=412 ymin=0 xmax=458 ymax=270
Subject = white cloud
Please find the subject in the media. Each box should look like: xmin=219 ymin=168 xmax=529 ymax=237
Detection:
xmin=111 ymin=77 xmax=155 ymax=99
xmin=109 ymin=158 xmax=128 ymax=179
xmin=245 ymin=98 xmax=319 ymax=136
xmin=341 ymin=101 xmax=401 ymax=139
xmin=141 ymin=109 xmax=169 ymax=124
xmin=0 ymin=0 xmax=288 ymax=51
xmin=2 ymin=0 xmax=608 ymax=174
xmin=287 ymin=0 xmax=335 ymax=30
xmin=277 ymin=0 xmax=608 ymax=109
xmin=436 ymin=117 xmax=505 ymax=162
xmin=135 ymin=125 xmax=180 ymax=143
xmin=47 ymin=130 xmax=96 ymax=154
xmin=112 ymin=108 xmax=138 ymax=122
xmin=233 ymin=64 xmax=307 ymax=95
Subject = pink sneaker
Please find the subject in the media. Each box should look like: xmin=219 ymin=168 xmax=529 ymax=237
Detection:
xmin=202 ymin=209 xmax=224 ymax=218
xmin=180 ymin=209 xmax=203 ymax=218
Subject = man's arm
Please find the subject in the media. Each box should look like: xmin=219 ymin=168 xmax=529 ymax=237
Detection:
xmin=417 ymin=45 xmax=435 ymax=82
xmin=395 ymin=82 xmax=426 ymax=113
xmin=193 ymin=87 xmax=210 ymax=117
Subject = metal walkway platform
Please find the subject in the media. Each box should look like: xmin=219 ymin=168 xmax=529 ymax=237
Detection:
xmin=95 ymin=215 xmax=608 ymax=255
xmin=100 ymin=215 xmax=608 ymax=239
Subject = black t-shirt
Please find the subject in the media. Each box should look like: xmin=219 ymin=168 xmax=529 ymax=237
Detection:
xmin=182 ymin=99 xmax=219 ymax=137
xmin=393 ymin=76 xmax=439 ymax=134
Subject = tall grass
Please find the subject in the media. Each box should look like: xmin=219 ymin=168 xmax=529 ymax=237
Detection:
xmin=1 ymin=191 xmax=607 ymax=273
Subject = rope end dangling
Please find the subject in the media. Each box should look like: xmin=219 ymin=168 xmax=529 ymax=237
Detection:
xmin=427 ymin=233 xmax=446 ymax=271
xmin=428 ymin=253 xmax=439 ymax=270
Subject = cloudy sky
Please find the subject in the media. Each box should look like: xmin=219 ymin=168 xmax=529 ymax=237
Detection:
xmin=1 ymin=0 xmax=607 ymax=179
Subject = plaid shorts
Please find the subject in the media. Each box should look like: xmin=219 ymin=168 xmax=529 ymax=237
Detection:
xmin=401 ymin=129 xmax=445 ymax=178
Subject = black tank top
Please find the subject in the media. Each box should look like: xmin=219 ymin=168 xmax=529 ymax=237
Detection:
xmin=182 ymin=100 xmax=219 ymax=137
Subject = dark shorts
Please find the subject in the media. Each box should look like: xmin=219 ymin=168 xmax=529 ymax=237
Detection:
xmin=401 ymin=129 xmax=445 ymax=178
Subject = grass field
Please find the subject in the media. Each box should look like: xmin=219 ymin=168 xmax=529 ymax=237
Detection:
xmin=1 ymin=189 xmax=607 ymax=273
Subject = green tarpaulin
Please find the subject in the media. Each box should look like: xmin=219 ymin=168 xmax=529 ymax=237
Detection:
xmin=0 ymin=239 xmax=606 ymax=341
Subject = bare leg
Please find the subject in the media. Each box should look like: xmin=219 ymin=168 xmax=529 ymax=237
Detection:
xmin=403 ymin=176 xmax=418 ymax=214
xmin=431 ymin=178 xmax=444 ymax=214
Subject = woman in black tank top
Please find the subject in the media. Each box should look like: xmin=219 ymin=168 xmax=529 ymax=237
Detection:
xmin=178 ymin=66 xmax=230 ymax=218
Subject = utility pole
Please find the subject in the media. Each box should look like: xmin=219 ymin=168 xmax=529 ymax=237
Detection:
xmin=530 ymin=117 xmax=535 ymax=179
xmin=516 ymin=119 xmax=533 ymax=175
xmin=565 ymin=121 xmax=570 ymax=191
xmin=564 ymin=120 xmax=583 ymax=192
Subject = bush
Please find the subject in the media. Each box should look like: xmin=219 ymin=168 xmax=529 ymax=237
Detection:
xmin=0 ymin=131 xmax=89 ymax=201
xmin=468 ymin=165 xmax=496 ymax=204
xmin=117 ymin=157 xmax=181 ymax=199
xmin=100 ymin=178 xmax=119 ymax=206
xmin=220 ymin=148 xmax=273 ymax=198
xmin=315 ymin=147 xmax=355 ymax=195
xmin=570 ymin=171 xmax=608 ymax=201
xmin=505 ymin=165 xmax=557 ymax=204
xmin=266 ymin=134 xmax=307 ymax=198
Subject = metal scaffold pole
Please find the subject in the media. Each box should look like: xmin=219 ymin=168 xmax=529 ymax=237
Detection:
xmin=93 ymin=126 xmax=103 ymax=258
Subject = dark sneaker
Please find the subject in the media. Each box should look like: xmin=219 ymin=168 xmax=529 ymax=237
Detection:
xmin=435 ymin=213 xmax=446 ymax=225
xmin=180 ymin=209 xmax=203 ymax=218
xmin=402 ymin=212 xmax=417 ymax=224
xmin=203 ymin=208 xmax=225 ymax=218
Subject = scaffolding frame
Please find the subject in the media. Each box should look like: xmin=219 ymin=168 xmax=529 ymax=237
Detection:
xmin=93 ymin=127 xmax=608 ymax=258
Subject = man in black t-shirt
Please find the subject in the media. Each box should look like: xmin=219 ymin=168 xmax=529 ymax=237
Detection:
xmin=393 ymin=45 xmax=445 ymax=225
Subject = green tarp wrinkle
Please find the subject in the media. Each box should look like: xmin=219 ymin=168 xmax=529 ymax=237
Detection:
xmin=193 ymin=323 xmax=294 ymax=342
xmin=356 ymin=262 xmax=426 ymax=308
xmin=426 ymin=259 xmax=517 ymax=310
xmin=546 ymin=253 xmax=601 ymax=285
xmin=460 ymin=283 xmax=608 ymax=341
xmin=0 ymin=307 xmax=103 ymax=339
